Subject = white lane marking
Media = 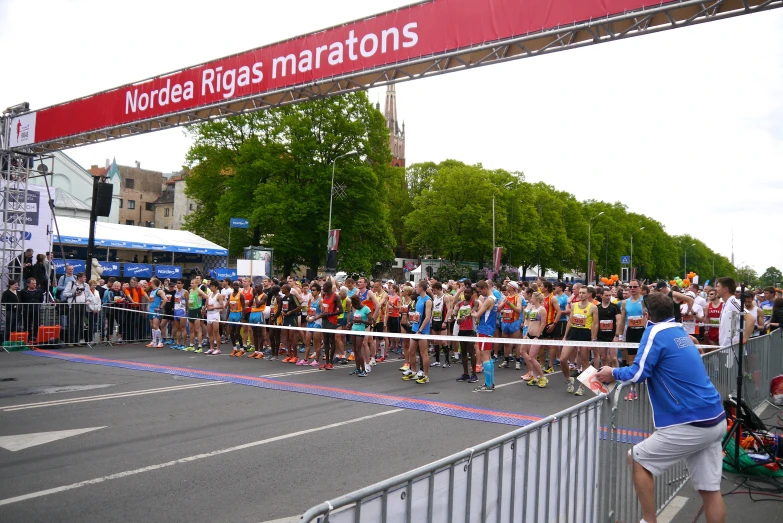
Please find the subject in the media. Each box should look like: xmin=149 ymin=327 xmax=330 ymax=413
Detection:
xmin=258 ymin=517 xmax=301 ymax=523
xmin=0 ymin=382 xmax=225 ymax=411
xmin=0 ymin=427 xmax=106 ymax=452
xmin=261 ymin=369 xmax=322 ymax=378
xmin=657 ymin=495 xmax=689 ymax=523
xmin=0 ymin=408 xmax=403 ymax=507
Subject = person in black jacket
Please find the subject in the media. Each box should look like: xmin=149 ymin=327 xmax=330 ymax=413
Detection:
xmin=769 ymin=298 xmax=783 ymax=332
xmin=31 ymin=254 xmax=49 ymax=293
xmin=20 ymin=277 xmax=44 ymax=342
xmin=2 ymin=279 xmax=21 ymax=342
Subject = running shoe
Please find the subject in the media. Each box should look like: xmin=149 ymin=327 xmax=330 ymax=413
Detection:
xmin=543 ymin=367 xmax=554 ymax=374
xmin=399 ymin=364 xmax=410 ymax=372
xmin=230 ymin=348 xmax=239 ymax=357
xmin=309 ymin=359 xmax=318 ymax=366
xmin=296 ymin=359 xmax=306 ymax=366
xmin=358 ymin=370 xmax=368 ymax=377
xmin=237 ymin=349 xmax=246 ymax=357
xmin=205 ymin=349 xmax=215 ymax=355
xmin=566 ymin=377 xmax=575 ymax=394
xmin=325 ymin=363 xmax=334 ymax=370
xmin=156 ymin=343 xmax=164 ymax=348
xmin=443 ymin=362 xmax=451 ymax=368
xmin=319 ymin=363 xmax=327 ymax=370
xmin=520 ymin=372 xmax=533 ymax=381
xmin=475 ymin=365 xmax=483 ymax=373
xmin=284 ymin=356 xmax=294 ymax=363
xmin=468 ymin=374 xmax=478 ymax=383
xmin=553 ymin=359 xmax=561 ymax=366
xmin=415 ymin=375 xmax=429 ymax=384
xmin=473 ymin=384 xmax=495 ymax=392
xmin=349 ymin=368 xmax=361 ymax=375
xmin=165 ymin=339 xmax=172 ymax=345
xmin=212 ymin=349 xmax=222 ymax=355
xmin=146 ymin=342 xmax=155 ymax=348
xmin=253 ymin=352 xmax=263 ymax=359
xmin=515 ymin=362 xmax=522 ymax=370
xmin=377 ymin=356 xmax=385 ymax=362
xmin=456 ymin=374 xmax=470 ymax=382
xmin=498 ymin=361 xmax=508 ymax=368
xmin=538 ymin=377 xmax=548 ymax=388
xmin=365 ymin=365 xmax=371 ymax=373
xmin=245 ymin=348 xmax=255 ymax=355
xmin=624 ymin=390 xmax=638 ymax=401
xmin=340 ymin=358 xmax=348 ymax=365
xmin=194 ymin=347 xmax=203 ymax=354
xmin=348 ymin=353 xmax=355 ymax=361
xmin=201 ymin=339 xmax=209 ymax=347
xmin=574 ymin=385 xmax=584 ymax=396
xmin=369 ymin=358 xmax=377 ymax=366
xmin=527 ymin=377 xmax=540 ymax=386
xmin=402 ymin=370 xmax=416 ymax=381
xmin=185 ymin=346 xmax=195 ymax=352
xmin=431 ymin=361 xmax=440 ymax=367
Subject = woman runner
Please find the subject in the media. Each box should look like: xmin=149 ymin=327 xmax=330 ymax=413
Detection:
xmin=205 ymin=281 xmax=224 ymax=354
xmin=521 ymin=291 xmax=548 ymax=387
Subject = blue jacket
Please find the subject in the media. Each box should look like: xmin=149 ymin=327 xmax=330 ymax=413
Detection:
xmin=613 ymin=318 xmax=724 ymax=429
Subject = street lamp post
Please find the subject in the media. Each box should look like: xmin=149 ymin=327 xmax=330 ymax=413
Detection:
xmin=630 ymin=226 xmax=645 ymax=279
xmin=491 ymin=181 xmax=515 ymax=270
xmin=684 ymin=242 xmax=695 ymax=278
xmin=327 ymin=150 xmax=357 ymax=258
xmin=587 ymin=211 xmax=604 ymax=284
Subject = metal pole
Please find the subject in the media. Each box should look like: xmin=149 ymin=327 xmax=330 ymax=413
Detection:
xmin=327 ymin=150 xmax=357 ymax=265
xmin=227 ymin=225 xmax=231 ymax=268
xmin=587 ymin=220 xmax=591 ymax=284
xmin=492 ymin=197 xmax=496 ymax=258
xmin=86 ymin=176 xmax=100 ymax=274
xmin=630 ymin=233 xmax=633 ymax=276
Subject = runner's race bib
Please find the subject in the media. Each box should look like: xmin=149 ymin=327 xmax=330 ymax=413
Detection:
xmin=572 ymin=314 xmax=587 ymax=327
xmin=628 ymin=315 xmax=644 ymax=328
xmin=230 ymin=301 xmax=239 ymax=311
xmin=353 ymin=312 xmax=363 ymax=321
xmin=409 ymin=311 xmax=421 ymax=324
xmin=502 ymin=309 xmax=514 ymax=323
xmin=433 ymin=309 xmax=442 ymax=321
xmin=599 ymin=319 xmax=613 ymax=332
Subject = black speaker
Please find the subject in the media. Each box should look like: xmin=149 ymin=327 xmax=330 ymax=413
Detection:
xmin=95 ymin=183 xmax=113 ymax=217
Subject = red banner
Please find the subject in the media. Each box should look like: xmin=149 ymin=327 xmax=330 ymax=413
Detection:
xmin=493 ymin=247 xmax=502 ymax=273
xmin=29 ymin=0 xmax=661 ymax=145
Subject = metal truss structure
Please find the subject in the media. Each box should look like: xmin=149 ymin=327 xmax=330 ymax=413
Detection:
xmin=1 ymin=114 xmax=31 ymax=289
xmin=22 ymin=0 xmax=782 ymax=155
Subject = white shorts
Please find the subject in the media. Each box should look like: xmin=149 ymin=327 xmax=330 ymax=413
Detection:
xmin=632 ymin=419 xmax=726 ymax=491
xmin=206 ymin=312 xmax=221 ymax=325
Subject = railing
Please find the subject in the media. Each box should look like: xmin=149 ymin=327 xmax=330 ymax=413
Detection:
xmin=302 ymin=330 xmax=783 ymax=522
xmin=301 ymin=397 xmax=604 ymax=523
xmin=1 ymin=301 xmax=154 ymax=349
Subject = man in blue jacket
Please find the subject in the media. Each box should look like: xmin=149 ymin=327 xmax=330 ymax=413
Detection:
xmin=596 ymin=292 xmax=726 ymax=523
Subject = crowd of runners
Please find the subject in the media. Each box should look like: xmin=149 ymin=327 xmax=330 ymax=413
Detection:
xmin=58 ymin=272 xmax=782 ymax=395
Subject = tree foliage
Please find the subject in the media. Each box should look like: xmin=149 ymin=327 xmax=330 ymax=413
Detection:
xmin=760 ymin=267 xmax=783 ymax=288
xmin=183 ymin=93 xmax=395 ymax=275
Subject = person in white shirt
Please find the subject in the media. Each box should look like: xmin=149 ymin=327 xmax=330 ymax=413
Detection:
xmin=86 ymin=279 xmax=103 ymax=342
xmin=715 ymin=277 xmax=753 ymax=347
xmin=62 ymin=272 xmax=89 ymax=344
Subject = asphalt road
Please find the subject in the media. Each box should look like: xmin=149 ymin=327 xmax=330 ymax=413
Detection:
xmin=0 ymin=343 xmax=588 ymax=523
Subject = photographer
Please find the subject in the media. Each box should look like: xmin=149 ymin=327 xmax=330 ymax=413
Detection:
xmin=62 ymin=272 xmax=89 ymax=345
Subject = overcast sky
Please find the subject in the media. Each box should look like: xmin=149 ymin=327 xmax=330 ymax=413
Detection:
xmin=1 ymin=0 xmax=781 ymax=276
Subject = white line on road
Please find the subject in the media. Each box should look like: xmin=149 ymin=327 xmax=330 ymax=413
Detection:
xmin=494 ymin=370 xmax=563 ymax=388
xmin=0 ymin=382 xmax=226 ymax=412
xmin=0 ymin=408 xmax=404 ymax=507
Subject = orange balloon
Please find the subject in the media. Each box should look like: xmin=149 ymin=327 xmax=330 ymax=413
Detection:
xmin=670 ymin=280 xmax=677 ymax=286
xmin=682 ymin=279 xmax=690 ymax=287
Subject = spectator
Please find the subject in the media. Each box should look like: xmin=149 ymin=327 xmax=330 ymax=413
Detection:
xmin=86 ymin=280 xmax=103 ymax=342
xmin=31 ymin=254 xmax=49 ymax=293
xmin=62 ymin=272 xmax=89 ymax=345
xmin=769 ymin=298 xmax=783 ymax=332
xmin=20 ymin=277 xmax=43 ymax=342
xmin=2 ymin=279 xmax=21 ymax=342
xmin=57 ymin=265 xmax=76 ymax=302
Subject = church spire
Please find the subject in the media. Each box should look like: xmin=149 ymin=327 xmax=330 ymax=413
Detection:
xmin=384 ymin=84 xmax=405 ymax=167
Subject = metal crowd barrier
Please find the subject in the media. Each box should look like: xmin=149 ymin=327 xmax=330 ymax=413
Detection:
xmin=301 ymin=397 xmax=605 ymax=523
xmin=302 ymin=330 xmax=783 ymax=522
xmin=1 ymin=301 xmax=153 ymax=350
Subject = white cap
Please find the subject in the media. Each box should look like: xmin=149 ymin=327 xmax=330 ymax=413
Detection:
xmin=507 ymin=281 xmax=519 ymax=290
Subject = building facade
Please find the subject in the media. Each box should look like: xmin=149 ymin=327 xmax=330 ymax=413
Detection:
xmin=152 ymin=170 xmax=198 ymax=230
xmin=384 ymin=84 xmax=406 ymax=168
xmin=116 ymin=162 xmax=163 ymax=227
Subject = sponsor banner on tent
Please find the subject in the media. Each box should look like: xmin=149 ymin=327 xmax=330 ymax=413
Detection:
xmin=123 ymin=263 xmax=152 ymax=278
xmin=213 ymin=268 xmax=238 ymax=280
xmin=30 ymin=0 xmax=659 ymax=146
xmin=55 ymin=259 xmax=86 ymax=275
xmin=0 ymin=181 xmax=51 ymax=269
xmin=154 ymin=265 xmax=182 ymax=278
xmin=98 ymin=261 xmax=120 ymax=277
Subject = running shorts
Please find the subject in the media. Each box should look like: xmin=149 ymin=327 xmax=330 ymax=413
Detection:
xmin=248 ymin=311 xmax=263 ymax=325
xmin=174 ymin=309 xmax=186 ymax=319
xmin=625 ymin=327 xmax=645 ymax=354
xmin=477 ymin=333 xmax=493 ymax=351
xmin=373 ymin=322 xmax=384 ymax=333
xmin=501 ymin=319 xmax=522 ymax=335
xmin=283 ymin=315 xmax=299 ymax=327
xmin=432 ymin=320 xmax=444 ymax=332
xmin=228 ymin=311 xmax=242 ymax=323
xmin=458 ymin=330 xmax=476 ymax=337
xmin=206 ymin=311 xmax=220 ymax=325
xmin=566 ymin=328 xmax=592 ymax=342
xmin=337 ymin=315 xmax=348 ymax=328
xmin=148 ymin=311 xmax=160 ymax=321
xmin=188 ymin=308 xmax=202 ymax=322
xmin=596 ymin=331 xmax=615 ymax=343
xmin=386 ymin=316 xmax=400 ymax=334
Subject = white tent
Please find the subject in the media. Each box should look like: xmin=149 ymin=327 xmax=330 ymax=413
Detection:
xmin=53 ymin=216 xmax=227 ymax=255
xmin=519 ymin=265 xmax=583 ymax=282
xmin=408 ymin=264 xmax=423 ymax=282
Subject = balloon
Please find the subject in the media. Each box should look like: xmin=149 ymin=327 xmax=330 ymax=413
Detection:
xmin=682 ymin=279 xmax=690 ymax=287
xmin=687 ymin=271 xmax=697 ymax=280
xmin=670 ymin=280 xmax=677 ymax=286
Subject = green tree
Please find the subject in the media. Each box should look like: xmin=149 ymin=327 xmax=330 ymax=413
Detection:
xmin=735 ymin=264 xmax=759 ymax=287
xmin=760 ymin=267 xmax=783 ymax=287
xmin=184 ymin=93 xmax=395 ymax=276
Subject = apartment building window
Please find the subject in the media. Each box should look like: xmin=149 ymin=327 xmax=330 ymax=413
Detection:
xmin=128 ymin=200 xmax=136 ymax=210
xmin=125 ymin=219 xmax=135 ymax=226
xmin=189 ymin=203 xmax=195 ymax=211
xmin=126 ymin=179 xmax=135 ymax=189
xmin=165 ymin=208 xmax=170 ymax=217
xmin=145 ymin=202 xmax=155 ymax=211
xmin=119 ymin=199 xmax=123 ymax=208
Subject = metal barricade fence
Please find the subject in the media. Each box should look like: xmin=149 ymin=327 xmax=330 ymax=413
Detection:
xmin=301 ymin=397 xmax=605 ymax=523
xmin=1 ymin=301 xmax=154 ymax=350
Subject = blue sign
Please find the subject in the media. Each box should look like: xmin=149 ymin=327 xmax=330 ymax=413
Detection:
xmin=214 ymin=267 xmax=238 ymax=280
xmin=54 ymin=259 xmax=86 ymax=274
xmin=621 ymin=256 xmax=631 ymax=265
xmin=230 ymin=217 xmax=249 ymax=229
xmin=98 ymin=261 xmax=120 ymax=277
xmin=123 ymin=263 xmax=153 ymax=278
xmin=155 ymin=265 xmax=182 ymax=278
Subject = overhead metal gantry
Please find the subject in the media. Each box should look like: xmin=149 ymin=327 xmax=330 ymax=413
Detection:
xmin=19 ymin=0 xmax=783 ymax=155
